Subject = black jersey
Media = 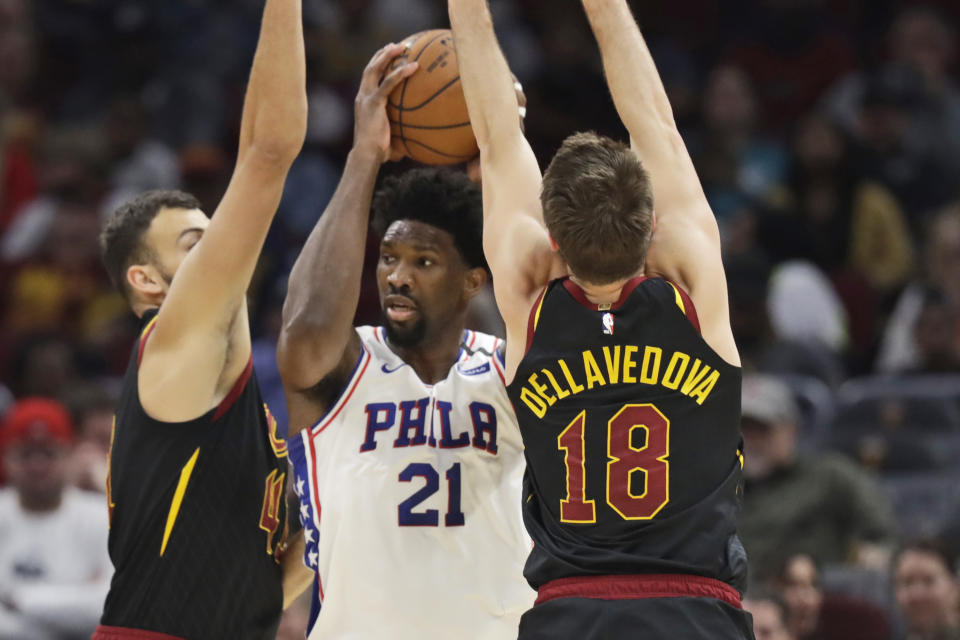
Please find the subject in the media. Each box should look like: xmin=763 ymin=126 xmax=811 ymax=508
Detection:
xmin=100 ymin=309 xmax=288 ymax=639
xmin=507 ymin=277 xmax=747 ymax=592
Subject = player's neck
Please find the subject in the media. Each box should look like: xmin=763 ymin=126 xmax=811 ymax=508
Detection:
xmin=569 ymin=271 xmax=644 ymax=306
xmin=387 ymin=322 xmax=467 ymax=385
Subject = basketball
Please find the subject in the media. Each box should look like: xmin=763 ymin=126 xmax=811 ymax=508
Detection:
xmin=387 ymin=29 xmax=479 ymax=165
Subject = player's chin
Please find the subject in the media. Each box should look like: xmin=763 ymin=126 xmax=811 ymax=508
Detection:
xmin=383 ymin=315 xmax=427 ymax=348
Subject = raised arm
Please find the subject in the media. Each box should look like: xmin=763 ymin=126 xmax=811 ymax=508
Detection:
xmin=277 ymin=45 xmax=416 ymax=431
xmin=449 ymin=0 xmax=565 ymax=357
xmin=581 ymin=0 xmax=739 ymax=366
xmin=139 ymin=0 xmax=307 ymax=421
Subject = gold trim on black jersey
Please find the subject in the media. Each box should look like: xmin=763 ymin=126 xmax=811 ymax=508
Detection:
xmin=161 ymin=447 xmax=200 ymax=556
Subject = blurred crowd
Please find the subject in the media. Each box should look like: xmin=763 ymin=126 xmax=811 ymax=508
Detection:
xmin=0 ymin=0 xmax=959 ymax=638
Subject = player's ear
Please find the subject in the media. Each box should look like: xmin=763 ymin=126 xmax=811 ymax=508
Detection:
xmin=548 ymin=235 xmax=560 ymax=252
xmin=462 ymin=267 xmax=487 ymax=301
xmin=127 ymin=263 xmax=166 ymax=299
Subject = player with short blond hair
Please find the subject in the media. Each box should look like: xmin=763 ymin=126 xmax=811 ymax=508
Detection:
xmin=450 ymin=0 xmax=753 ymax=637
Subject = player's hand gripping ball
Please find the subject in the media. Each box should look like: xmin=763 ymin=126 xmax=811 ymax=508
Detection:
xmin=386 ymin=29 xmax=479 ymax=165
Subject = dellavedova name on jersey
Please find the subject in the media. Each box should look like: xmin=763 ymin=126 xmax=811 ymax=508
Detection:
xmin=518 ymin=344 xmax=721 ymax=418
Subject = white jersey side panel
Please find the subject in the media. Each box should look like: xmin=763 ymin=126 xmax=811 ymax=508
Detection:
xmin=288 ymin=326 xmax=534 ymax=639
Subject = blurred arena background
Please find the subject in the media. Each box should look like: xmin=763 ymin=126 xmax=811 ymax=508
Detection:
xmin=1 ymin=0 xmax=959 ymax=638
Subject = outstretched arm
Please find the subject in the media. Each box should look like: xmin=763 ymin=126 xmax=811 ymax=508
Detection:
xmin=449 ymin=0 xmax=565 ymax=379
xmin=140 ymin=0 xmax=308 ymax=421
xmin=277 ymin=45 xmax=416 ymax=433
xmin=582 ymin=0 xmax=739 ymax=366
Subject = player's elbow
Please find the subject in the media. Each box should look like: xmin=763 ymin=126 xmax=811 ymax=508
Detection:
xmin=250 ymin=106 xmax=308 ymax=165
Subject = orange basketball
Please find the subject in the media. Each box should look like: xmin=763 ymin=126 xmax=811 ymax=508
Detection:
xmin=387 ymin=29 xmax=479 ymax=165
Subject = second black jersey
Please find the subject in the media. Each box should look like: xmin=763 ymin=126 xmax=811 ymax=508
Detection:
xmin=507 ymin=277 xmax=747 ymax=592
xmin=100 ymin=309 xmax=288 ymax=639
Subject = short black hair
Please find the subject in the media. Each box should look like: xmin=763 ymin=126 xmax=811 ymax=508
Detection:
xmin=371 ymin=169 xmax=485 ymax=271
xmin=100 ymin=189 xmax=201 ymax=299
xmin=895 ymin=538 xmax=959 ymax=576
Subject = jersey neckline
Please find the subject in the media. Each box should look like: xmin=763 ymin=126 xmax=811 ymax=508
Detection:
xmin=561 ymin=276 xmax=648 ymax=312
xmin=372 ymin=326 xmax=479 ymax=388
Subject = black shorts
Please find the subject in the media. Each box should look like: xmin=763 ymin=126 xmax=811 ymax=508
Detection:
xmin=518 ymin=574 xmax=755 ymax=640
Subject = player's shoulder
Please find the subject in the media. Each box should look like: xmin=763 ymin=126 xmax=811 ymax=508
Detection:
xmin=456 ymin=330 xmax=508 ymax=383
xmin=461 ymin=329 xmax=503 ymax=358
xmin=354 ymin=325 xmax=392 ymax=356
xmin=355 ymin=326 xmax=413 ymax=377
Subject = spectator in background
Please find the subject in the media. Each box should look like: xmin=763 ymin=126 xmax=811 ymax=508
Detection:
xmin=887 ymin=7 xmax=960 ymax=181
xmin=743 ymin=588 xmax=794 ymax=640
xmin=894 ymin=539 xmax=960 ymax=640
xmin=766 ymin=260 xmax=848 ymax=356
xmin=723 ymin=0 xmax=855 ymax=133
xmin=1 ymin=127 xmax=107 ymax=265
xmin=692 ymin=64 xmax=787 ymax=221
xmin=0 ymin=110 xmax=40 ymax=236
xmin=62 ymin=385 xmax=116 ymax=494
xmin=757 ymin=112 xmax=914 ymax=368
xmin=99 ymin=96 xmax=180 ymax=220
xmin=825 ymin=6 xmax=960 ymax=218
xmin=851 ymin=68 xmax=957 ymax=223
xmin=738 ymin=374 xmax=894 ymax=577
xmin=771 ymin=553 xmax=892 ymax=640
xmin=910 ymin=288 xmax=960 ymax=374
xmin=760 ymin=112 xmax=915 ymax=296
xmin=0 ymin=398 xmax=111 ymax=640
xmin=722 ymin=218 xmax=848 ymax=385
xmin=5 ymin=334 xmax=78 ymax=399
xmin=879 ymin=202 xmax=960 ymax=373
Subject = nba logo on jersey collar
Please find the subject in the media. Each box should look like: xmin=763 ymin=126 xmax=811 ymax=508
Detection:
xmin=602 ymin=312 xmax=614 ymax=335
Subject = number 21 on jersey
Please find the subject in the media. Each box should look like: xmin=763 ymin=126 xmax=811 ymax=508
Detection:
xmin=558 ymin=403 xmax=670 ymax=523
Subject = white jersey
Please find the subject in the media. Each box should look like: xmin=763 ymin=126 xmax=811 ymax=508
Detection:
xmin=289 ymin=326 xmax=534 ymax=639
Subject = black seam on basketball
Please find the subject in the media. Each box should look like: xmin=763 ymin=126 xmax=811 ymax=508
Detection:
xmin=391 ymin=76 xmax=463 ymax=112
xmin=400 ymin=137 xmax=477 ymax=160
xmin=392 ymin=31 xmax=455 ymax=159
xmin=387 ymin=119 xmax=471 ymax=130
xmin=397 ymin=75 xmax=411 ymax=157
xmin=412 ymin=32 xmax=447 ymax=63
xmin=395 ymin=32 xmax=436 ymax=158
